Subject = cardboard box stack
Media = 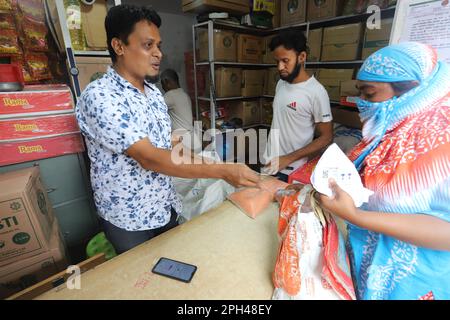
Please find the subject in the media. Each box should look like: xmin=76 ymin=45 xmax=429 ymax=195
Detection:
xmin=182 ymin=0 xmax=251 ymax=14
xmin=362 ymin=18 xmax=393 ymax=60
xmin=237 ymin=34 xmax=263 ymax=63
xmin=241 ymin=70 xmax=265 ymax=97
xmin=307 ymin=28 xmax=323 ymax=62
xmin=321 ymin=23 xmax=363 ymax=61
xmin=206 ymin=67 xmax=242 ymax=97
xmin=74 ymin=56 xmax=112 ymax=92
xmin=262 ymin=35 xmax=276 ymax=64
xmin=339 ymin=79 xmax=359 ymax=107
xmin=264 ymin=68 xmax=280 ymax=96
xmin=226 ymin=100 xmax=261 ymax=126
xmin=0 ymin=84 xmax=84 ymax=166
xmin=261 ymin=100 xmax=273 ymax=125
xmin=307 ymin=0 xmax=345 ymax=21
xmin=0 ymin=166 xmax=68 ymax=299
xmin=280 ymin=0 xmax=307 ymax=27
xmin=317 ymin=69 xmax=354 ymax=101
xmin=198 ymin=29 xmax=237 ymax=62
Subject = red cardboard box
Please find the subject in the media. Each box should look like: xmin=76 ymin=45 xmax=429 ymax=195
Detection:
xmin=0 ymin=85 xmax=74 ymax=119
xmin=0 ymin=114 xmax=80 ymax=141
xmin=0 ymin=133 xmax=85 ymax=166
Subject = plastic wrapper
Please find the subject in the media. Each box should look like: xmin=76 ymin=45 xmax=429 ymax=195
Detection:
xmin=310 ymin=143 xmax=373 ymax=207
xmin=19 ymin=16 xmax=48 ymax=52
xmin=0 ymin=13 xmax=15 ymax=29
xmin=0 ymin=0 xmax=13 ymax=10
xmin=10 ymin=54 xmax=34 ymax=83
xmin=0 ymin=133 xmax=85 ymax=166
xmin=17 ymin=0 xmax=45 ymax=22
xmin=0 ymin=84 xmax=74 ymax=118
xmin=24 ymin=52 xmax=52 ymax=81
xmin=0 ymin=114 xmax=80 ymax=141
xmin=0 ymin=29 xmax=20 ymax=54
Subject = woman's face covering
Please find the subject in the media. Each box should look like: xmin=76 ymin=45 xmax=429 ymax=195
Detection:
xmin=356 ymin=81 xmax=396 ymax=102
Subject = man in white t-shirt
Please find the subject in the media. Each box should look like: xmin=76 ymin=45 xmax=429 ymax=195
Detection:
xmin=161 ymin=68 xmax=201 ymax=152
xmin=262 ymin=30 xmax=333 ymax=182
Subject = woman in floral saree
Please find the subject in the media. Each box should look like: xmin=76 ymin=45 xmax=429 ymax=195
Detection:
xmin=317 ymin=42 xmax=450 ymax=300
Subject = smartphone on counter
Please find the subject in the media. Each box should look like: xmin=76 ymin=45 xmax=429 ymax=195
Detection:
xmin=151 ymin=257 xmax=197 ymax=283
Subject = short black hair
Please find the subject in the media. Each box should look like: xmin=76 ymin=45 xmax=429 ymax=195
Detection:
xmin=105 ymin=4 xmax=161 ymax=63
xmin=269 ymin=30 xmax=308 ymax=55
xmin=161 ymin=69 xmax=180 ymax=86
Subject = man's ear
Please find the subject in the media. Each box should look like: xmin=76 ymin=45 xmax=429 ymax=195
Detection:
xmin=111 ymin=37 xmax=124 ymax=58
xmin=298 ymin=51 xmax=307 ymax=64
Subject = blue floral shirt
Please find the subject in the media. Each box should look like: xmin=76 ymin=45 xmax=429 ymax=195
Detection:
xmin=76 ymin=67 xmax=181 ymax=231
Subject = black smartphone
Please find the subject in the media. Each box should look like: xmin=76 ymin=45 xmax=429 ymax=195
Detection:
xmin=151 ymin=257 xmax=197 ymax=283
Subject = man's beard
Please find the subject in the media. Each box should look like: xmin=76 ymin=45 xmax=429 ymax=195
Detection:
xmin=145 ymin=75 xmax=160 ymax=83
xmin=280 ymin=60 xmax=301 ymax=83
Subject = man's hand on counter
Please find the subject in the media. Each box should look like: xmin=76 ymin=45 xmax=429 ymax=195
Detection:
xmin=220 ymin=163 xmax=260 ymax=188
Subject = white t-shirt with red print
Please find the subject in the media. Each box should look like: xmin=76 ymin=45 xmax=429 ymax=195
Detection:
xmin=263 ymin=75 xmax=332 ymax=174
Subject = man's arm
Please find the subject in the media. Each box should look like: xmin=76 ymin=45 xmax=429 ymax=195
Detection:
xmin=265 ymin=121 xmax=333 ymax=172
xmin=126 ymin=137 xmax=259 ymax=188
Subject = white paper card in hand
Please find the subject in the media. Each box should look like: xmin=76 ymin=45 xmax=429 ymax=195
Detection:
xmin=311 ymin=143 xmax=373 ymax=207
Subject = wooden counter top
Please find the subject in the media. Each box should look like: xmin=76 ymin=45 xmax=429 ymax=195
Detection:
xmin=36 ymin=201 xmax=280 ymax=300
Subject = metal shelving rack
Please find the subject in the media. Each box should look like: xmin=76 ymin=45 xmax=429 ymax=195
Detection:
xmin=192 ymin=6 xmax=397 ymax=141
xmin=48 ymin=0 xmax=121 ymax=98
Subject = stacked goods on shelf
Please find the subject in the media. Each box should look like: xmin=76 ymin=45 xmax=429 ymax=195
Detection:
xmin=185 ymin=51 xmax=207 ymax=101
xmin=307 ymin=28 xmax=323 ymax=62
xmin=321 ymin=23 xmax=363 ymax=61
xmin=361 ymin=18 xmax=393 ymax=59
xmin=279 ymin=0 xmax=306 ymax=27
xmin=339 ymin=79 xmax=359 ymax=107
xmin=0 ymin=84 xmax=84 ymax=166
xmin=182 ymin=0 xmax=251 ymax=14
xmin=0 ymin=166 xmax=68 ymax=299
xmin=261 ymin=35 xmax=276 ymax=64
xmin=264 ymin=67 xmax=279 ymax=96
xmin=307 ymin=0 xmax=345 ymax=21
xmin=206 ymin=67 xmax=242 ymax=97
xmin=316 ymin=69 xmax=354 ymax=102
xmin=342 ymin=0 xmax=394 ymax=15
xmin=74 ymin=56 xmax=111 ymax=92
xmin=226 ymin=100 xmax=261 ymax=126
xmin=237 ymin=34 xmax=263 ymax=63
xmin=241 ymin=69 xmax=265 ymax=97
xmin=197 ymin=29 xmax=237 ymax=62
xmin=261 ymin=99 xmax=273 ymax=125
xmin=0 ymin=0 xmax=52 ymax=84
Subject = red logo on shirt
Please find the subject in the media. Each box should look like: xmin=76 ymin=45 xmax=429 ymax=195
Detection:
xmin=286 ymin=101 xmax=297 ymax=111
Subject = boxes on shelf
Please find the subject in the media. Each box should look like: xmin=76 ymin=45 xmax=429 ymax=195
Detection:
xmin=80 ymin=0 xmax=108 ymax=50
xmin=206 ymin=67 xmax=242 ymax=97
xmin=241 ymin=69 xmax=265 ymax=97
xmin=237 ymin=34 xmax=263 ymax=63
xmin=0 ymin=114 xmax=80 ymax=142
xmin=182 ymin=0 xmax=251 ymax=14
xmin=307 ymin=28 xmax=323 ymax=62
xmin=264 ymin=67 xmax=279 ymax=96
xmin=0 ymin=220 xmax=68 ymax=299
xmin=340 ymin=79 xmax=359 ymax=107
xmin=262 ymin=35 xmax=276 ymax=64
xmin=197 ymin=29 xmax=237 ymax=62
xmin=362 ymin=18 xmax=393 ymax=60
xmin=307 ymin=0 xmax=345 ymax=21
xmin=261 ymin=100 xmax=273 ymax=125
xmin=74 ymin=56 xmax=111 ymax=93
xmin=331 ymin=107 xmax=362 ymax=129
xmin=317 ymin=69 xmax=354 ymax=101
xmin=0 ymin=85 xmax=74 ymax=119
xmin=227 ymin=101 xmax=261 ymax=126
xmin=0 ymin=133 xmax=85 ymax=166
xmin=321 ymin=23 xmax=363 ymax=61
xmin=272 ymin=0 xmax=281 ymax=28
xmin=280 ymin=0 xmax=307 ymax=27
xmin=0 ymin=166 xmax=56 ymax=267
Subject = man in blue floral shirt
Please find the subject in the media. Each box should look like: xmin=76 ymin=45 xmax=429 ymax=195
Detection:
xmin=76 ymin=5 xmax=259 ymax=254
